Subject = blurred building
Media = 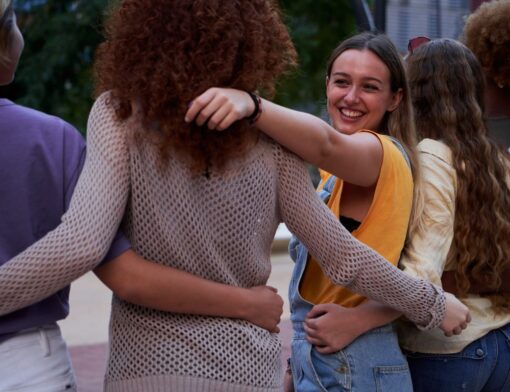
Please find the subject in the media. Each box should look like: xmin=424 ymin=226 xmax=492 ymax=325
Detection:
xmin=385 ymin=0 xmax=470 ymax=52
xmin=355 ymin=0 xmax=492 ymax=53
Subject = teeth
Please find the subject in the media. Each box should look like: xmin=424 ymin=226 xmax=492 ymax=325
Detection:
xmin=341 ymin=109 xmax=363 ymax=118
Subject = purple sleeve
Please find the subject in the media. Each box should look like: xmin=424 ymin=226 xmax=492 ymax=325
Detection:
xmin=62 ymin=122 xmax=131 ymax=265
xmin=100 ymin=232 xmax=131 ymax=264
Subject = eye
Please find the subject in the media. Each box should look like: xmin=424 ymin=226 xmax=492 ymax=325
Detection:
xmin=363 ymin=84 xmax=379 ymax=92
xmin=333 ymin=78 xmax=349 ymax=87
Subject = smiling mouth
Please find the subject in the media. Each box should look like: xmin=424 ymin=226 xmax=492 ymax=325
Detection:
xmin=340 ymin=108 xmax=364 ymax=119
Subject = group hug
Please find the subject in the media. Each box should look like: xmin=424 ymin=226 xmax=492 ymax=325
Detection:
xmin=0 ymin=0 xmax=509 ymax=391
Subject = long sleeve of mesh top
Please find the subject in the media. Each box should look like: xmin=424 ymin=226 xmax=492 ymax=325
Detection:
xmin=0 ymin=94 xmax=130 ymax=316
xmin=275 ymin=145 xmax=446 ymax=329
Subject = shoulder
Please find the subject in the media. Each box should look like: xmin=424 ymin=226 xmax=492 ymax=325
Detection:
xmin=354 ymin=129 xmax=383 ymax=153
xmin=7 ymin=102 xmax=80 ymax=134
xmin=264 ymin=134 xmax=303 ymax=167
xmin=86 ymin=92 xmax=129 ymax=149
xmin=370 ymin=132 xmax=407 ymax=162
xmin=0 ymin=101 xmax=84 ymax=149
xmin=363 ymin=131 xmax=412 ymax=177
xmin=418 ymin=138 xmax=453 ymax=166
xmin=89 ymin=91 xmax=119 ymax=122
xmin=418 ymin=139 xmax=456 ymax=190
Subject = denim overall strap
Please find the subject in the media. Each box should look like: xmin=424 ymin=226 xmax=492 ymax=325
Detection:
xmin=288 ymin=175 xmax=337 ymax=334
xmin=387 ymin=135 xmax=411 ymax=168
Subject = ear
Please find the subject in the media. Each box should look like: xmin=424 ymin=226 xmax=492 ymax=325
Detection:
xmin=387 ymin=88 xmax=403 ymax=112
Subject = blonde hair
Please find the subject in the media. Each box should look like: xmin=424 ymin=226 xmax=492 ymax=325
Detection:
xmin=0 ymin=0 xmax=14 ymax=63
xmin=0 ymin=0 xmax=10 ymax=16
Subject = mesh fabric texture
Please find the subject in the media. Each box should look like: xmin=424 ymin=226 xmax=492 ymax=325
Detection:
xmin=0 ymin=93 xmax=445 ymax=391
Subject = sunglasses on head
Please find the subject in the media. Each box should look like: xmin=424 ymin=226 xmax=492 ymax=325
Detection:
xmin=407 ymin=36 xmax=431 ymax=54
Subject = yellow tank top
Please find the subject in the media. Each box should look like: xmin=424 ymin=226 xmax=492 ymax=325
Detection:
xmin=300 ymin=131 xmax=414 ymax=307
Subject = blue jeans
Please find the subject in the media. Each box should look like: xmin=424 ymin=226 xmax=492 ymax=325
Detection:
xmin=288 ymin=227 xmax=412 ymax=391
xmin=0 ymin=324 xmax=76 ymax=392
xmin=406 ymin=322 xmax=510 ymax=392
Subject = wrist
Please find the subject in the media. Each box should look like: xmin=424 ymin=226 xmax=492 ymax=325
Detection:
xmin=246 ymin=92 xmax=262 ymax=124
xmin=352 ymin=307 xmax=372 ymax=335
xmin=234 ymin=287 xmax=254 ymax=320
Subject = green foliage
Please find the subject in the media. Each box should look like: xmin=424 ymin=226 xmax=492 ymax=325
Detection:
xmin=2 ymin=0 xmax=356 ymax=133
xmin=277 ymin=0 xmax=356 ymax=113
xmin=2 ymin=0 xmax=109 ymax=133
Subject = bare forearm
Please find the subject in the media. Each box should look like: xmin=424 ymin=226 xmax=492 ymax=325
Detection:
xmin=184 ymin=88 xmax=381 ymax=186
xmin=95 ymin=250 xmax=251 ymax=319
xmin=257 ymin=99 xmax=337 ymax=168
xmin=257 ymin=99 xmax=381 ymax=186
xmin=355 ymin=300 xmax=402 ymax=334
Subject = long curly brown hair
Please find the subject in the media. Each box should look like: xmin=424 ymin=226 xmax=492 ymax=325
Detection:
xmin=407 ymin=39 xmax=510 ymax=311
xmin=94 ymin=0 xmax=297 ymax=174
xmin=463 ymin=0 xmax=510 ymax=89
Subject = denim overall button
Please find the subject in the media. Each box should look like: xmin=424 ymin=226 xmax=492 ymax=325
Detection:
xmin=337 ymin=365 xmax=348 ymax=373
xmin=475 ymin=348 xmax=484 ymax=357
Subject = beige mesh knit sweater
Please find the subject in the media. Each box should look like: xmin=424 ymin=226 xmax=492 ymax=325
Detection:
xmin=0 ymin=93 xmax=445 ymax=391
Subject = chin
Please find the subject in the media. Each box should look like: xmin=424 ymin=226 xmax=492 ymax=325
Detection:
xmin=0 ymin=77 xmax=14 ymax=86
xmin=336 ymin=125 xmax=359 ymax=135
xmin=0 ymin=69 xmax=15 ymax=86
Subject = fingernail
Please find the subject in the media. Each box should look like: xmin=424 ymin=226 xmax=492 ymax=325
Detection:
xmin=184 ymin=116 xmax=190 ymax=123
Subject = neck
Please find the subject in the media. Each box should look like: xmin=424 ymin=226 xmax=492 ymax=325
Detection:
xmin=485 ymin=79 xmax=510 ymax=118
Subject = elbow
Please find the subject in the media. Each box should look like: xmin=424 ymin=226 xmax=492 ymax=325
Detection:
xmin=316 ymin=127 xmax=340 ymax=168
xmin=112 ymin=283 xmax=140 ymax=304
xmin=96 ymin=260 xmax=145 ymax=306
xmin=85 ymin=236 xmax=115 ymax=268
xmin=89 ymin=248 xmax=107 ymax=268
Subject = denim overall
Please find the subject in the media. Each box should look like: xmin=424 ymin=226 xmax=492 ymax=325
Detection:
xmin=288 ymin=175 xmax=413 ymax=392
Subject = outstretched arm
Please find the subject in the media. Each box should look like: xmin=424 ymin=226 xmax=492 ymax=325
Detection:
xmin=185 ymin=88 xmax=470 ymax=334
xmin=0 ymin=94 xmax=130 ymax=315
xmin=95 ymin=250 xmax=284 ymax=332
xmin=185 ymin=88 xmax=383 ymax=187
xmin=274 ymin=144 xmax=469 ymax=334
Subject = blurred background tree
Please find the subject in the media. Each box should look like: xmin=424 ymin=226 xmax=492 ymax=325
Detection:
xmin=1 ymin=0 xmax=110 ymax=133
xmin=2 ymin=0 xmax=356 ymax=134
xmin=278 ymin=0 xmax=356 ymax=114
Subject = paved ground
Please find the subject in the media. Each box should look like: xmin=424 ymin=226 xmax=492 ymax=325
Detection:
xmin=61 ymin=232 xmax=294 ymax=391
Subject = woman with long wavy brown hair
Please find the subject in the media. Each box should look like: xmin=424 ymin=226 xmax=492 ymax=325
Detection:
xmin=400 ymin=38 xmax=510 ymax=391
xmin=0 ymin=1 xmax=469 ymax=390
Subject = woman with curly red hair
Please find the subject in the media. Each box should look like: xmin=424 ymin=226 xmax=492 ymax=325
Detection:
xmin=464 ymin=0 xmax=510 ymax=152
xmin=0 ymin=1 xmax=469 ymax=390
xmin=0 ymin=1 xmax=284 ymax=389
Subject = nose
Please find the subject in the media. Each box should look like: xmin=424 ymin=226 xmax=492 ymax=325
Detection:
xmin=344 ymin=86 xmax=360 ymax=105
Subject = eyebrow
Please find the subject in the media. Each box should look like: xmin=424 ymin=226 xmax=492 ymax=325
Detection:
xmin=331 ymin=72 xmax=383 ymax=84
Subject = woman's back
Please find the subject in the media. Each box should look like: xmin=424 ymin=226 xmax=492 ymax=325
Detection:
xmin=107 ymin=98 xmax=283 ymax=389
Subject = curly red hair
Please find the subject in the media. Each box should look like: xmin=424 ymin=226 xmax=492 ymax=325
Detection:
xmin=464 ymin=1 xmax=510 ymax=89
xmin=94 ymin=0 xmax=297 ymax=174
